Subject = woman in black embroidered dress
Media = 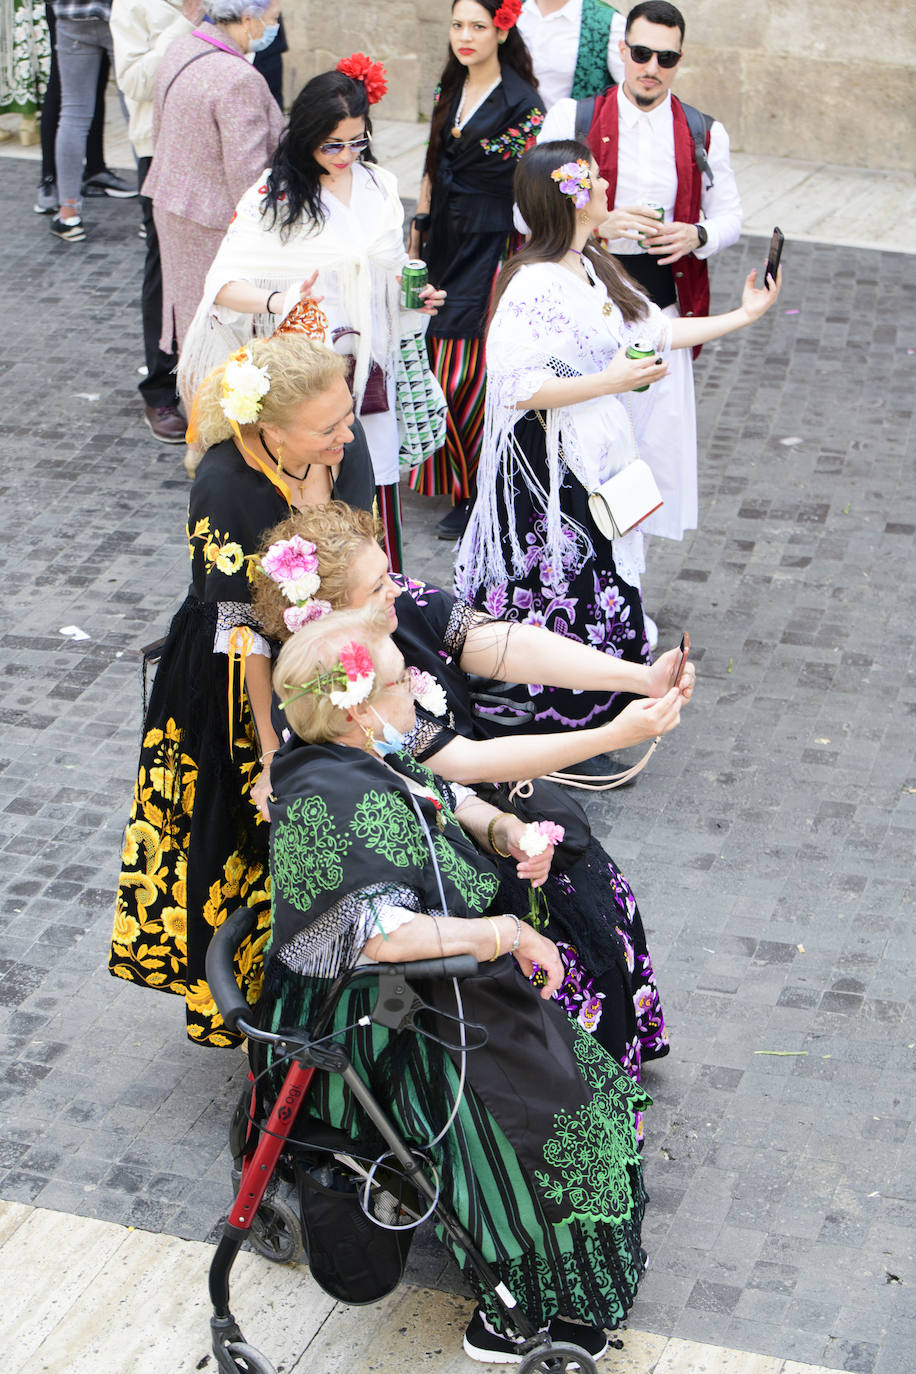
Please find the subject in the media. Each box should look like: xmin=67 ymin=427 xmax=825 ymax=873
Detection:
xmin=253 ymin=502 xmax=696 ymax=1104
xmin=407 ymin=0 xmax=542 ymax=534
xmin=109 ymin=334 xmax=374 ymax=1047
xmin=264 ymin=607 xmax=649 ymax=1361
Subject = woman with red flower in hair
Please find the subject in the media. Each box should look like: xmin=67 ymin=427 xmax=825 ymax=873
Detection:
xmin=407 ymin=0 xmax=542 ymax=541
xmin=179 ymin=56 xmax=445 ymax=570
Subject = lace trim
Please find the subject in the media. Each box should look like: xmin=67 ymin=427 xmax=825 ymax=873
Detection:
xmin=403 ymin=714 xmax=450 ymax=761
xmin=443 ymin=600 xmax=487 ymax=659
xmin=214 ymin=601 xmax=270 ymax=657
xmin=276 ymin=882 xmax=420 ymax=978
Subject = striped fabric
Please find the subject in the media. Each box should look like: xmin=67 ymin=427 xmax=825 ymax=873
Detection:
xmin=375 ymin=482 xmax=403 ymax=574
xmin=408 ymin=336 xmax=487 ymax=499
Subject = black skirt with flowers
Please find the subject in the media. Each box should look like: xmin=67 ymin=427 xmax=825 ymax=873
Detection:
xmin=109 ymin=595 xmax=273 ymax=1047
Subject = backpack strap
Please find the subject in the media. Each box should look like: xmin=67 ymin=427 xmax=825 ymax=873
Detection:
xmin=574 ymin=95 xmax=597 ymax=145
xmin=678 ymin=99 xmax=716 ymax=188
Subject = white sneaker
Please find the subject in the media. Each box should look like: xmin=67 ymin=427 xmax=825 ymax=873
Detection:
xmin=644 ymin=614 xmax=659 ymax=651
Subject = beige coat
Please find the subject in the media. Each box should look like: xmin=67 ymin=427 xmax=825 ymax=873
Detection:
xmin=110 ymin=0 xmax=193 ymax=159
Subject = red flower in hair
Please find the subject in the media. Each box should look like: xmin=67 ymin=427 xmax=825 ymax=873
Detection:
xmin=336 ymin=52 xmax=388 ymax=105
xmin=493 ymin=0 xmax=522 ymax=30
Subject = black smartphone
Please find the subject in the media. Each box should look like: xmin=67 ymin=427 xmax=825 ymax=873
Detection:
xmin=765 ymin=227 xmax=784 ymax=286
xmin=673 ymin=631 xmax=690 ymax=687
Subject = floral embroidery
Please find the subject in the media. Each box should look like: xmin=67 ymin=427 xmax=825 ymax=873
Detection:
xmin=188 ymin=517 xmax=258 ymax=582
xmin=432 ymin=832 xmax=499 ymax=911
xmin=350 ymin=790 xmax=429 ymax=869
xmin=480 ymin=108 xmax=544 ymax=161
xmin=533 ymin=1030 xmax=650 ymax=1224
xmin=272 ymin=795 xmax=351 ymax=911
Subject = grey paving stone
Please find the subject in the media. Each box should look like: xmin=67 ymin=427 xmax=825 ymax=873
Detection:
xmin=1 ymin=159 xmax=914 ymax=1372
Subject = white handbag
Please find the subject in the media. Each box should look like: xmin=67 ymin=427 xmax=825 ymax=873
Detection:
xmin=587 ymin=458 xmax=663 ymax=540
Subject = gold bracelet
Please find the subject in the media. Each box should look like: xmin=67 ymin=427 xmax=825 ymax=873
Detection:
xmin=487 ymin=817 xmax=512 ymax=859
xmin=484 ymin=915 xmax=502 ymax=962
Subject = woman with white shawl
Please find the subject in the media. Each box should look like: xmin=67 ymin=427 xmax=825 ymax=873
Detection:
xmin=456 ymin=139 xmax=780 ymax=730
xmin=178 ymin=56 xmax=445 ymax=570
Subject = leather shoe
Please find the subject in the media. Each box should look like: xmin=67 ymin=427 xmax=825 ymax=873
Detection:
xmin=144 ymin=404 xmax=186 ymax=443
xmin=82 ymin=168 xmax=137 ymax=198
xmin=436 ymin=499 xmax=471 ymax=540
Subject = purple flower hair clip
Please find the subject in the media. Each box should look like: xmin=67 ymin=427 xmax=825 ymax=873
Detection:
xmin=550 ymin=158 xmax=592 ymax=210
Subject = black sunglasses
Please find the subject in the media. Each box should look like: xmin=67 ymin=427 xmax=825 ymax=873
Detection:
xmin=625 ymin=41 xmax=682 ymax=69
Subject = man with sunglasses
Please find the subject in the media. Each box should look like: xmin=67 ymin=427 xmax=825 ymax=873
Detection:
xmin=538 ymin=1 xmax=742 ymax=630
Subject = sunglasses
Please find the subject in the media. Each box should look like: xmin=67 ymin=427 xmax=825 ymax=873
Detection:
xmin=625 ymin=41 xmax=682 ymax=69
xmin=318 ymin=135 xmax=370 ymax=156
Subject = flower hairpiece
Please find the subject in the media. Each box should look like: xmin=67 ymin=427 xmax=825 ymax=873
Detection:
xmin=493 ymin=0 xmax=522 ymax=31
xmin=336 ymin=52 xmax=388 ymax=105
xmin=281 ymin=640 xmax=376 ymax=711
xmin=407 ymin=667 xmax=447 ymax=717
xmin=550 ymin=158 xmax=592 ymax=210
xmin=219 ymin=346 xmax=271 ymax=425
xmin=259 ymin=535 xmax=332 ymax=633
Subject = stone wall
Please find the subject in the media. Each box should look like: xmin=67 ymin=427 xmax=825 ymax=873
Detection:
xmin=282 ymin=0 xmax=916 ymax=172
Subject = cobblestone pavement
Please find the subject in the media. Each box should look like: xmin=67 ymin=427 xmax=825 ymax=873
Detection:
xmin=0 ymin=156 xmax=914 ymax=1374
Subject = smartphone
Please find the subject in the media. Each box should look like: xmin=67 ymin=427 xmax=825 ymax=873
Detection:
xmin=765 ymin=227 xmax=784 ymax=286
xmin=673 ymin=631 xmax=690 ymax=687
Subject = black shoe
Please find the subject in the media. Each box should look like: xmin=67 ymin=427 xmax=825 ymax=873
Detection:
xmin=436 ymin=500 xmax=470 ymax=540
xmin=49 ymin=213 xmax=86 ymax=242
xmin=463 ymin=1308 xmax=608 ymax=1364
xmin=34 ymin=176 xmax=58 ymax=214
xmin=82 ymin=168 xmax=137 ymax=198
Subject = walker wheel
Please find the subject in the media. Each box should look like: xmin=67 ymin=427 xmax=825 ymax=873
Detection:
xmin=223 ymin=1341 xmax=278 ymax=1374
xmin=248 ymin=1194 xmax=301 ymax=1264
xmin=518 ymin=1342 xmax=599 ymax=1374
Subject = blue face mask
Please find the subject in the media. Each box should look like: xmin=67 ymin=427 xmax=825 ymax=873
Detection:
xmin=248 ymin=21 xmax=279 ymax=52
xmin=370 ymin=707 xmax=407 ymax=757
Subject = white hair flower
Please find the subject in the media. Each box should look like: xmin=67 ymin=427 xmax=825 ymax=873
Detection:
xmin=219 ymin=347 xmax=271 ymax=425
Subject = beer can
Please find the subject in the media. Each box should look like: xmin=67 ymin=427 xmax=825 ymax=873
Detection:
xmin=401 ymin=260 xmax=428 ymax=310
xmin=639 ymin=201 xmax=665 ymax=249
xmin=626 ymin=340 xmax=656 ymax=392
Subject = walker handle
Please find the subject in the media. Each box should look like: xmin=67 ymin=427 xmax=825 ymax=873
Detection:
xmin=205 ymin=906 xmax=259 ymax=1031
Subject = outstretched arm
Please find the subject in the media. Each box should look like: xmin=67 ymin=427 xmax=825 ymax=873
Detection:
xmin=458 ymin=619 xmax=695 ymax=700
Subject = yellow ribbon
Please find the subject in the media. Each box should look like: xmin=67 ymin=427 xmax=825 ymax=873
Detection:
xmin=227 ymin=625 xmax=255 ymax=757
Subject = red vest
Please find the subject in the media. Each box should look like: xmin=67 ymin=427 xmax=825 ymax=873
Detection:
xmin=588 ymin=91 xmax=710 ymax=358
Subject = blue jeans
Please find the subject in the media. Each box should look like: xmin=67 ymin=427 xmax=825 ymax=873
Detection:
xmin=53 ymin=15 xmax=114 ymax=210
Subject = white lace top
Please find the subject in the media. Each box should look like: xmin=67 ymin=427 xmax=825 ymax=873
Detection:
xmin=457 ymin=259 xmax=672 ymax=593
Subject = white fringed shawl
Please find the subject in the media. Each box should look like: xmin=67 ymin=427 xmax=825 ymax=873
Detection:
xmin=455 ymin=260 xmax=671 ymax=595
xmin=177 ymin=162 xmax=408 ymax=409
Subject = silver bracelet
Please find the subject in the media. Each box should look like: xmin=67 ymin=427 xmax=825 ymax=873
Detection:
xmin=505 ymin=912 xmax=522 ymax=954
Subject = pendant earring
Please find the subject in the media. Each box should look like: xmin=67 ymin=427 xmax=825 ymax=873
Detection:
xmin=362 ymin=724 xmax=377 ymax=752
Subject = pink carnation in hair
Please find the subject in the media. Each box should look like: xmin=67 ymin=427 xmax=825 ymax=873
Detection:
xmin=261 ymin=535 xmax=319 ymax=585
xmin=283 ymin=600 xmax=331 ymax=633
xmin=339 ymin=641 xmax=375 ymax=682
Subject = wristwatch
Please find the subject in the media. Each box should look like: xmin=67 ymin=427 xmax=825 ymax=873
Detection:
xmin=694 ymin=222 xmax=708 ymax=249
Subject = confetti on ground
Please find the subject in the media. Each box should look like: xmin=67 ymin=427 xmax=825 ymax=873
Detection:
xmin=73 ymin=392 xmax=100 ymax=401
xmin=785 ymin=308 xmax=800 ymax=315
xmin=59 ymin=625 xmax=90 ymax=641
xmin=754 ymin=1050 xmax=809 ymax=1056
xmin=780 ymin=436 xmax=803 ymax=445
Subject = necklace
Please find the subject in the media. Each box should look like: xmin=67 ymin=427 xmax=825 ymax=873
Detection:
xmin=259 ymin=430 xmax=312 ymax=502
xmin=451 ymin=76 xmax=500 ymax=138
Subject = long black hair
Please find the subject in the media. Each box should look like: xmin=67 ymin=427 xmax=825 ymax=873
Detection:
xmin=262 ymin=71 xmax=377 ymax=236
xmin=490 ymin=140 xmax=648 ymax=325
xmin=424 ymin=1 xmax=538 ymax=186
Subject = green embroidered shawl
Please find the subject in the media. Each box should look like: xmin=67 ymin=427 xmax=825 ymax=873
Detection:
xmin=267 ymin=739 xmax=499 ymax=970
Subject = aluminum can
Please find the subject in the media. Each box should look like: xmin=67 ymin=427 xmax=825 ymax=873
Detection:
xmin=626 ymin=340 xmax=656 ymax=392
xmin=401 ymin=260 xmax=428 ymax=310
xmin=639 ymin=201 xmax=665 ymax=249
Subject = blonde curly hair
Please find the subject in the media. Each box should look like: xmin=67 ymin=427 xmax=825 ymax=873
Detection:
xmin=274 ymin=606 xmax=392 ymax=743
xmin=252 ymin=501 xmax=380 ymax=641
xmin=190 ymin=334 xmax=348 ymax=450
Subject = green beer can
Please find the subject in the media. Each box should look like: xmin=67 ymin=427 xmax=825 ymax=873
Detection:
xmin=401 ymin=260 xmax=428 ymax=310
xmin=626 ymin=340 xmax=656 ymax=392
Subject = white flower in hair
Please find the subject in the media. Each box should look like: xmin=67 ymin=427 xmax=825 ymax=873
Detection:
xmin=219 ymin=347 xmax=271 ymax=425
xmin=281 ymin=570 xmax=321 ymax=603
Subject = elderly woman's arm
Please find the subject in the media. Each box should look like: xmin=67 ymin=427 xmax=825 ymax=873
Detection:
xmin=361 ymin=911 xmax=563 ymax=996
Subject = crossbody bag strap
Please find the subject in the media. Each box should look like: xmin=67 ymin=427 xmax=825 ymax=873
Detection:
xmin=161 ymin=48 xmax=221 ymax=107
